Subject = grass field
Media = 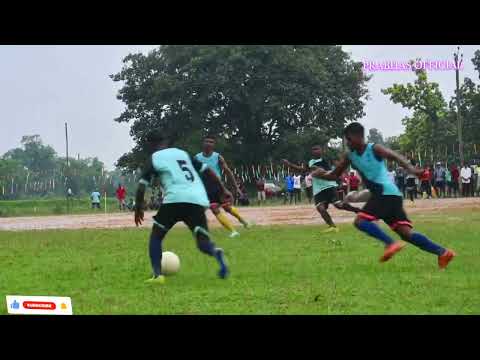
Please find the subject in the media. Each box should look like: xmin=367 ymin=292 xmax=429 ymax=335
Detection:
xmin=1 ymin=208 xmax=479 ymax=315
xmin=0 ymin=195 xmax=308 ymax=218
xmin=0 ymin=198 xmax=127 ymax=217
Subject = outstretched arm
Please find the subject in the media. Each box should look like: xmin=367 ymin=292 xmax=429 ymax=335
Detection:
xmin=311 ymin=154 xmax=350 ymax=180
xmin=281 ymin=159 xmax=306 ymax=173
xmin=373 ymin=144 xmax=423 ymax=176
xmin=135 ymin=157 xmax=156 ymax=226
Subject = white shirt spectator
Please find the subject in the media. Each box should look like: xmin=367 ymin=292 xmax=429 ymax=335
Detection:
xmin=460 ymin=166 xmax=472 ymax=184
xmin=293 ymin=175 xmax=302 ymax=189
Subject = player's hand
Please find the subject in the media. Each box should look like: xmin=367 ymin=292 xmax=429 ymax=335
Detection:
xmin=312 ymin=167 xmax=327 ymax=177
xmin=134 ymin=207 xmax=144 ymax=226
xmin=281 ymin=159 xmax=290 ymax=166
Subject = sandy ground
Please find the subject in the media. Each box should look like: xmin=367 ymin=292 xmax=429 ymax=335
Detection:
xmin=0 ymin=197 xmax=479 ymax=232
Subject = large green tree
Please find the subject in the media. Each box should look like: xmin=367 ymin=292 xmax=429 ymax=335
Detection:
xmin=112 ymin=45 xmax=370 ymax=170
xmin=382 ymin=63 xmax=448 ymax=139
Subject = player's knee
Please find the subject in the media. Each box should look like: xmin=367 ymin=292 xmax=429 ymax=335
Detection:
xmin=151 ymin=224 xmax=168 ymax=240
xmin=354 ymin=217 xmax=365 ymax=229
xmin=193 ymin=226 xmax=214 ymax=253
xmin=394 ymin=225 xmax=412 ymax=240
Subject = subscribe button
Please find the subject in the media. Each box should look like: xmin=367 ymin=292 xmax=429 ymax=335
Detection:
xmin=6 ymin=296 xmax=73 ymax=315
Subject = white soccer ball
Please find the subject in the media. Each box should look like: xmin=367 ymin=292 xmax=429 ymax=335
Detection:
xmin=161 ymin=251 xmax=181 ymax=275
xmin=344 ymin=189 xmax=371 ymax=203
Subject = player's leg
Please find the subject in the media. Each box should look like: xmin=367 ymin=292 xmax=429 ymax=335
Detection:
xmin=314 ymin=190 xmax=339 ymax=233
xmin=333 ymin=189 xmax=363 ymax=213
xmin=385 ymin=197 xmax=455 ymax=268
xmin=206 ymin=184 xmax=239 ymax=237
xmin=145 ymin=205 xmax=177 ymax=283
xmin=183 ymin=204 xmax=229 ymax=279
xmin=147 ymin=223 xmax=169 ymax=280
xmin=316 ymin=202 xmax=337 ymax=231
xmin=353 ymin=196 xmax=406 ymax=262
xmin=211 ymin=205 xmax=239 ymax=237
xmin=393 ymin=224 xmax=455 ymax=269
xmin=224 ymin=203 xmax=249 ymax=228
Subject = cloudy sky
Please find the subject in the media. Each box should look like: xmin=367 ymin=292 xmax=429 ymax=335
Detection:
xmin=1 ymin=45 xmax=479 ymax=169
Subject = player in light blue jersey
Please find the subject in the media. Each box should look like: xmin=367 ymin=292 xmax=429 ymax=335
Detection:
xmin=134 ymin=130 xmax=231 ymax=284
xmin=312 ymin=122 xmax=455 ymax=269
xmin=195 ymin=134 xmax=250 ymax=238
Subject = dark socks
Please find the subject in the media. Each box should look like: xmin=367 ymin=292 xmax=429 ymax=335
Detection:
xmin=408 ymin=232 xmax=445 ymax=256
xmin=149 ymin=231 xmax=165 ymax=277
xmin=355 ymin=220 xmax=395 ymax=246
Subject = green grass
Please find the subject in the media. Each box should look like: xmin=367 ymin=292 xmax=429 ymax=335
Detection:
xmin=1 ymin=209 xmax=479 ymax=314
xmin=0 ymin=198 xmax=125 ymax=217
xmin=0 ymin=195 xmax=310 ymax=218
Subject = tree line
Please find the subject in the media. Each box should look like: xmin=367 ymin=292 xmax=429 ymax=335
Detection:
xmin=112 ymin=45 xmax=480 ymax=178
xmin=0 ymin=135 xmax=139 ymax=200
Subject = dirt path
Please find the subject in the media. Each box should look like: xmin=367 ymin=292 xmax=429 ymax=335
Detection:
xmin=0 ymin=198 xmax=478 ymax=231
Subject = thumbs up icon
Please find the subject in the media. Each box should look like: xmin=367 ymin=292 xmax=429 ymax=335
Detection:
xmin=10 ymin=300 xmax=20 ymax=310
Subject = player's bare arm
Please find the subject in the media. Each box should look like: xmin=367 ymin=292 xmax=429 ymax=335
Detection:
xmin=281 ymin=159 xmax=306 ymax=173
xmin=219 ymin=155 xmax=242 ymax=194
xmin=311 ymin=154 xmax=350 ymax=180
xmin=205 ymin=167 xmax=233 ymax=202
xmin=373 ymin=144 xmax=423 ymax=177
xmin=134 ymin=183 xmax=146 ymax=226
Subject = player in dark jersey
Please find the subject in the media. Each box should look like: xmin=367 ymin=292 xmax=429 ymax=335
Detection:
xmin=311 ymin=122 xmax=455 ymax=269
xmin=134 ymin=130 xmax=231 ymax=284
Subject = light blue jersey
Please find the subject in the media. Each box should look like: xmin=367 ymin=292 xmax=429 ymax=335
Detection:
xmin=347 ymin=143 xmax=402 ymax=197
xmin=91 ymin=191 xmax=101 ymax=203
xmin=139 ymin=148 xmax=210 ymax=208
xmin=195 ymin=152 xmax=222 ymax=178
xmin=309 ymin=158 xmax=337 ymax=195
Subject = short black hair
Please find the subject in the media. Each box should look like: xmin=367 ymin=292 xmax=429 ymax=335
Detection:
xmin=344 ymin=122 xmax=364 ymax=137
xmin=204 ymin=134 xmax=216 ymax=141
xmin=146 ymin=129 xmax=166 ymax=144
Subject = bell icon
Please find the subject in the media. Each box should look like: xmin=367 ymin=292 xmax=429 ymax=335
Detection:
xmin=61 ymin=303 xmax=67 ymax=310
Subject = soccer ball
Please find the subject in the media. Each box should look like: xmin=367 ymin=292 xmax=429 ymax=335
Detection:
xmin=344 ymin=189 xmax=371 ymax=203
xmin=161 ymin=251 xmax=181 ymax=275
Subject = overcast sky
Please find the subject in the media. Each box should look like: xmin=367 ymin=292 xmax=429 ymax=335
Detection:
xmin=1 ymin=45 xmax=479 ymax=169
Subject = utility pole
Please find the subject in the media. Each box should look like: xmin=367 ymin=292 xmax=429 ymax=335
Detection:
xmin=65 ymin=122 xmax=69 ymax=167
xmin=454 ymin=47 xmax=464 ymax=165
xmin=65 ymin=122 xmax=70 ymax=213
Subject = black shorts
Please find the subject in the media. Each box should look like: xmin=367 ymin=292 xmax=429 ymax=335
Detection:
xmin=306 ymin=186 xmax=313 ymax=199
xmin=406 ymin=178 xmax=416 ymax=188
xmin=358 ymin=195 xmax=412 ymax=230
xmin=314 ymin=187 xmax=338 ymax=208
xmin=153 ymin=203 xmax=208 ymax=232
